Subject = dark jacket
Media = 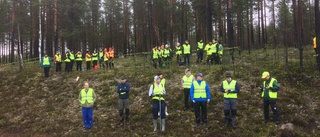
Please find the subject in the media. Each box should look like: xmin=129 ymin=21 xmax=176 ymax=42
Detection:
xmin=117 ymin=82 xmax=130 ymax=99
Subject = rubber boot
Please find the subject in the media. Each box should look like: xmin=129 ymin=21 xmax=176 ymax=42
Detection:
xmin=161 ymin=119 xmax=165 ymax=131
xmin=224 ymin=109 xmax=230 ymax=127
xmin=125 ymin=109 xmax=130 ymax=124
xmin=153 ymin=119 xmax=157 ymax=132
xmin=119 ymin=110 xmax=124 ymax=125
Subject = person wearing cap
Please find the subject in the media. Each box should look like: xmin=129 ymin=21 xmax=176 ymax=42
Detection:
xmin=197 ymin=39 xmax=204 ymax=63
xmin=190 ymin=73 xmax=211 ymax=128
xmin=220 ymin=73 xmax=240 ymax=128
xmin=149 ymin=75 xmax=166 ymax=132
xmin=85 ymin=51 xmax=92 ymax=70
xmin=65 ymin=51 xmax=71 ymax=72
xmin=181 ymin=68 xmax=195 ymax=111
xmin=117 ymin=77 xmax=130 ymax=125
xmin=40 ymin=54 xmax=52 ymax=78
xmin=75 ymin=51 xmax=83 ymax=71
xmin=69 ymin=51 xmax=75 ymax=71
xmin=79 ymin=82 xmax=96 ymax=130
xmin=175 ymin=42 xmax=182 ymax=64
xmin=54 ymin=52 xmax=62 ymax=72
xmin=182 ymin=40 xmax=191 ymax=65
xmin=261 ymin=71 xmax=281 ymax=124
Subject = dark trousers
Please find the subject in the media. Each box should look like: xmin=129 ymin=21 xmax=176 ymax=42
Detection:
xmin=206 ymin=55 xmax=213 ymax=64
xmin=184 ymin=54 xmax=190 ymax=65
xmin=44 ymin=67 xmax=50 ymax=78
xmin=194 ymin=101 xmax=207 ymax=124
xmin=109 ymin=58 xmax=114 ymax=68
xmin=152 ymin=59 xmax=158 ymax=68
xmin=93 ymin=60 xmax=98 ymax=67
xmin=82 ymin=107 xmax=93 ymax=129
xmin=99 ymin=59 xmax=104 ymax=68
xmin=118 ymin=99 xmax=130 ymax=121
xmin=176 ymin=54 xmax=182 ymax=63
xmin=184 ymin=88 xmax=193 ymax=109
xmin=212 ymin=53 xmax=219 ymax=64
xmin=86 ymin=61 xmax=91 ymax=70
xmin=55 ymin=62 xmax=62 ymax=72
xmin=104 ymin=61 xmax=109 ymax=69
xmin=158 ymin=58 xmax=162 ymax=67
xmin=76 ymin=61 xmax=82 ymax=71
xmin=224 ymin=99 xmax=237 ymax=125
xmin=70 ymin=60 xmax=74 ymax=71
xmin=152 ymin=100 xmax=166 ymax=119
xmin=263 ymin=99 xmax=280 ymax=122
xmin=65 ymin=62 xmax=70 ymax=72
xmin=197 ymin=50 xmax=203 ymax=63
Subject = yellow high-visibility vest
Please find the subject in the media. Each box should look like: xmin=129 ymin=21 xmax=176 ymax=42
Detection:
xmin=182 ymin=75 xmax=194 ymax=88
xmin=80 ymin=88 xmax=94 ymax=104
xmin=262 ymin=78 xmax=277 ymax=99
xmin=223 ymin=80 xmax=237 ymax=98
xmin=193 ymin=81 xmax=207 ymax=99
xmin=183 ymin=44 xmax=191 ymax=54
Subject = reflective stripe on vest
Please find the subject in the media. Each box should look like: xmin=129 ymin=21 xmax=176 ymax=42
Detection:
xmin=43 ymin=57 xmax=50 ymax=65
xmin=70 ymin=53 xmax=75 ymax=60
xmin=193 ymin=81 xmax=207 ymax=99
xmin=92 ymin=53 xmax=98 ymax=61
xmin=55 ymin=55 xmax=61 ymax=62
xmin=197 ymin=42 xmax=204 ymax=50
xmin=152 ymin=83 xmax=165 ymax=100
xmin=183 ymin=44 xmax=190 ymax=54
xmin=80 ymin=88 xmax=94 ymax=104
xmin=76 ymin=54 xmax=82 ymax=61
xmin=223 ymin=80 xmax=237 ymax=98
xmin=176 ymin=46 xmax=182 ymax=55
xmin=86 ymin=53 xmax=91 ymax=61
xmin=153 ymin=49 xmax=158 ymax=59
xmin=183 ymin=75 xmax=194 ymax=88
xmin=262 ymin=78 xmax=277 ymax=99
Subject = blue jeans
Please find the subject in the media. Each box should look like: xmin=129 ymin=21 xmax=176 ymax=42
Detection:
xmin=184 ymin=54 xmax=190 ymax=65
xmin=152 ymin=100 xmax=166 ymax=119
xmin=82 ymin=107 xmax=93 ymax=129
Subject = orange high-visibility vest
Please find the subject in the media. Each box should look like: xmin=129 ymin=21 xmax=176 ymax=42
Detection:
xmin=109 ymin=49 xmax=114 ymax=58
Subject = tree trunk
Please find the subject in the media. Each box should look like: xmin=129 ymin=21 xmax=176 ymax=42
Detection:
xmin=227 ymin=0 xmax=233 ymax=47
xmin=206 ymin=0 xmax=213 ymax=41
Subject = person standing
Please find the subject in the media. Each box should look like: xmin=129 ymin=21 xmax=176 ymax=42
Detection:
xmin=149 ymin=76 xmax=166 ymax=132
xmin=261 ymin=71 xmax=281 ymax=124
xmin=109 ymin=47 xmax=115 ymax=68
xmin=75 ymin=51 xmax=83 ymax=71
xmin=216 ymin=39 xmax=223 ymax=65
xmin=69 ymin=51 xmax=75 ymax=71
xmin=117 ymin=77 xmax=130 ymax=125
xmin=190 ymin=73 xmax=211 ymax=128
xmin=197 ymin=40 xmax=204 ymax=63
xmin=211 ymin=39 xmax=219 ymax=65
xmin=220 ymin=73 xmax=240 ymax=129
xmin=40 ymin=54 xmax=52 ymax=78
xmin=205 ymin=41 xmax=213 ymax=64
xmin=79 ymin=82 xmax=96 ymax=130
xmin=99 ymin=49 xmax=104 ymax=69
xmin=91 ymin=50 xmax=98 ymax=67
xmin=104 ymin=50 xmax=109 ymax=69
xmin=175 ymin=42 xmax=182 ymax=64
xmin=54 ymin=52 xmax=62 ymax=72
xmin=181 ymin=68 xmax=195 ymax=111
xmin=85 ymin=51 xmax=92 ymax=70
xmin=152 ymin=46 xmax=159 ymax=69
xmin=158 ymin=72 xmax=168 ymax=116
xmin=182 ymin=40 xmax=191 ymax=65
xmin=65 ymin=51 xmax=71 ymax=72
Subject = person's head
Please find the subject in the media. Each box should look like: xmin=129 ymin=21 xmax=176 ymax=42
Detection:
xmin=157 ymin=72 xmax=163 ymax=78
xmin=121 ymin=77 xmax=126 ymax=83
xmin=185 ymin=68 xmax=191 ymax=76
xmin=209 ymin=41 xmax=213 ymax=45
xmin=56 ymin=52 xmax=60 ymax=55
xmin=154 ymin=76 xmax=161 ymax=84
xmin=185 ymin=40 xmax=189 ymax=44
xmin=86 ymin=50 xmax=89 ymax=53
xmin=196 ymin=73 xmax=203 ymax=81
xmin=177 ymin=42 xmax=180 ymax=46
xmin=83 ymin=82 xmax=89 ymax=90
xmin=261 ymin=71 xmax=270 ymax=80
xmin=226 ymin=73 xmax=232 ymax=82
xmin=200 ymin=40 xmax=203 ymax=43
xmin=77 ymin=51 xmax=81 ymax=54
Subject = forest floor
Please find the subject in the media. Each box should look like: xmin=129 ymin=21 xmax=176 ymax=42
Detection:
xmin=0 ymin=46 xmax=319 ymax=137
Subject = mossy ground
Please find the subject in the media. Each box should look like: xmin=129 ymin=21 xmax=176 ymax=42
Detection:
xmin=0 ymin=46 xmax=319 ymax=136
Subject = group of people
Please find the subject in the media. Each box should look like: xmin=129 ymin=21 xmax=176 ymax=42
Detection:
xmin=40 ymin=47 xmax=115 ymax=78
xmin=151 ymin=39 xmax=223 ymax=69
xmin=78 ymin=70 xmax=281 ymax=132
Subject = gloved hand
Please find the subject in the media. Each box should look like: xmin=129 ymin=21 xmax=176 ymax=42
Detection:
xmin=207 ymin=99 xmax=210 ymax=103
xmin=192 ymin=100 xmax=195 ymax=103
